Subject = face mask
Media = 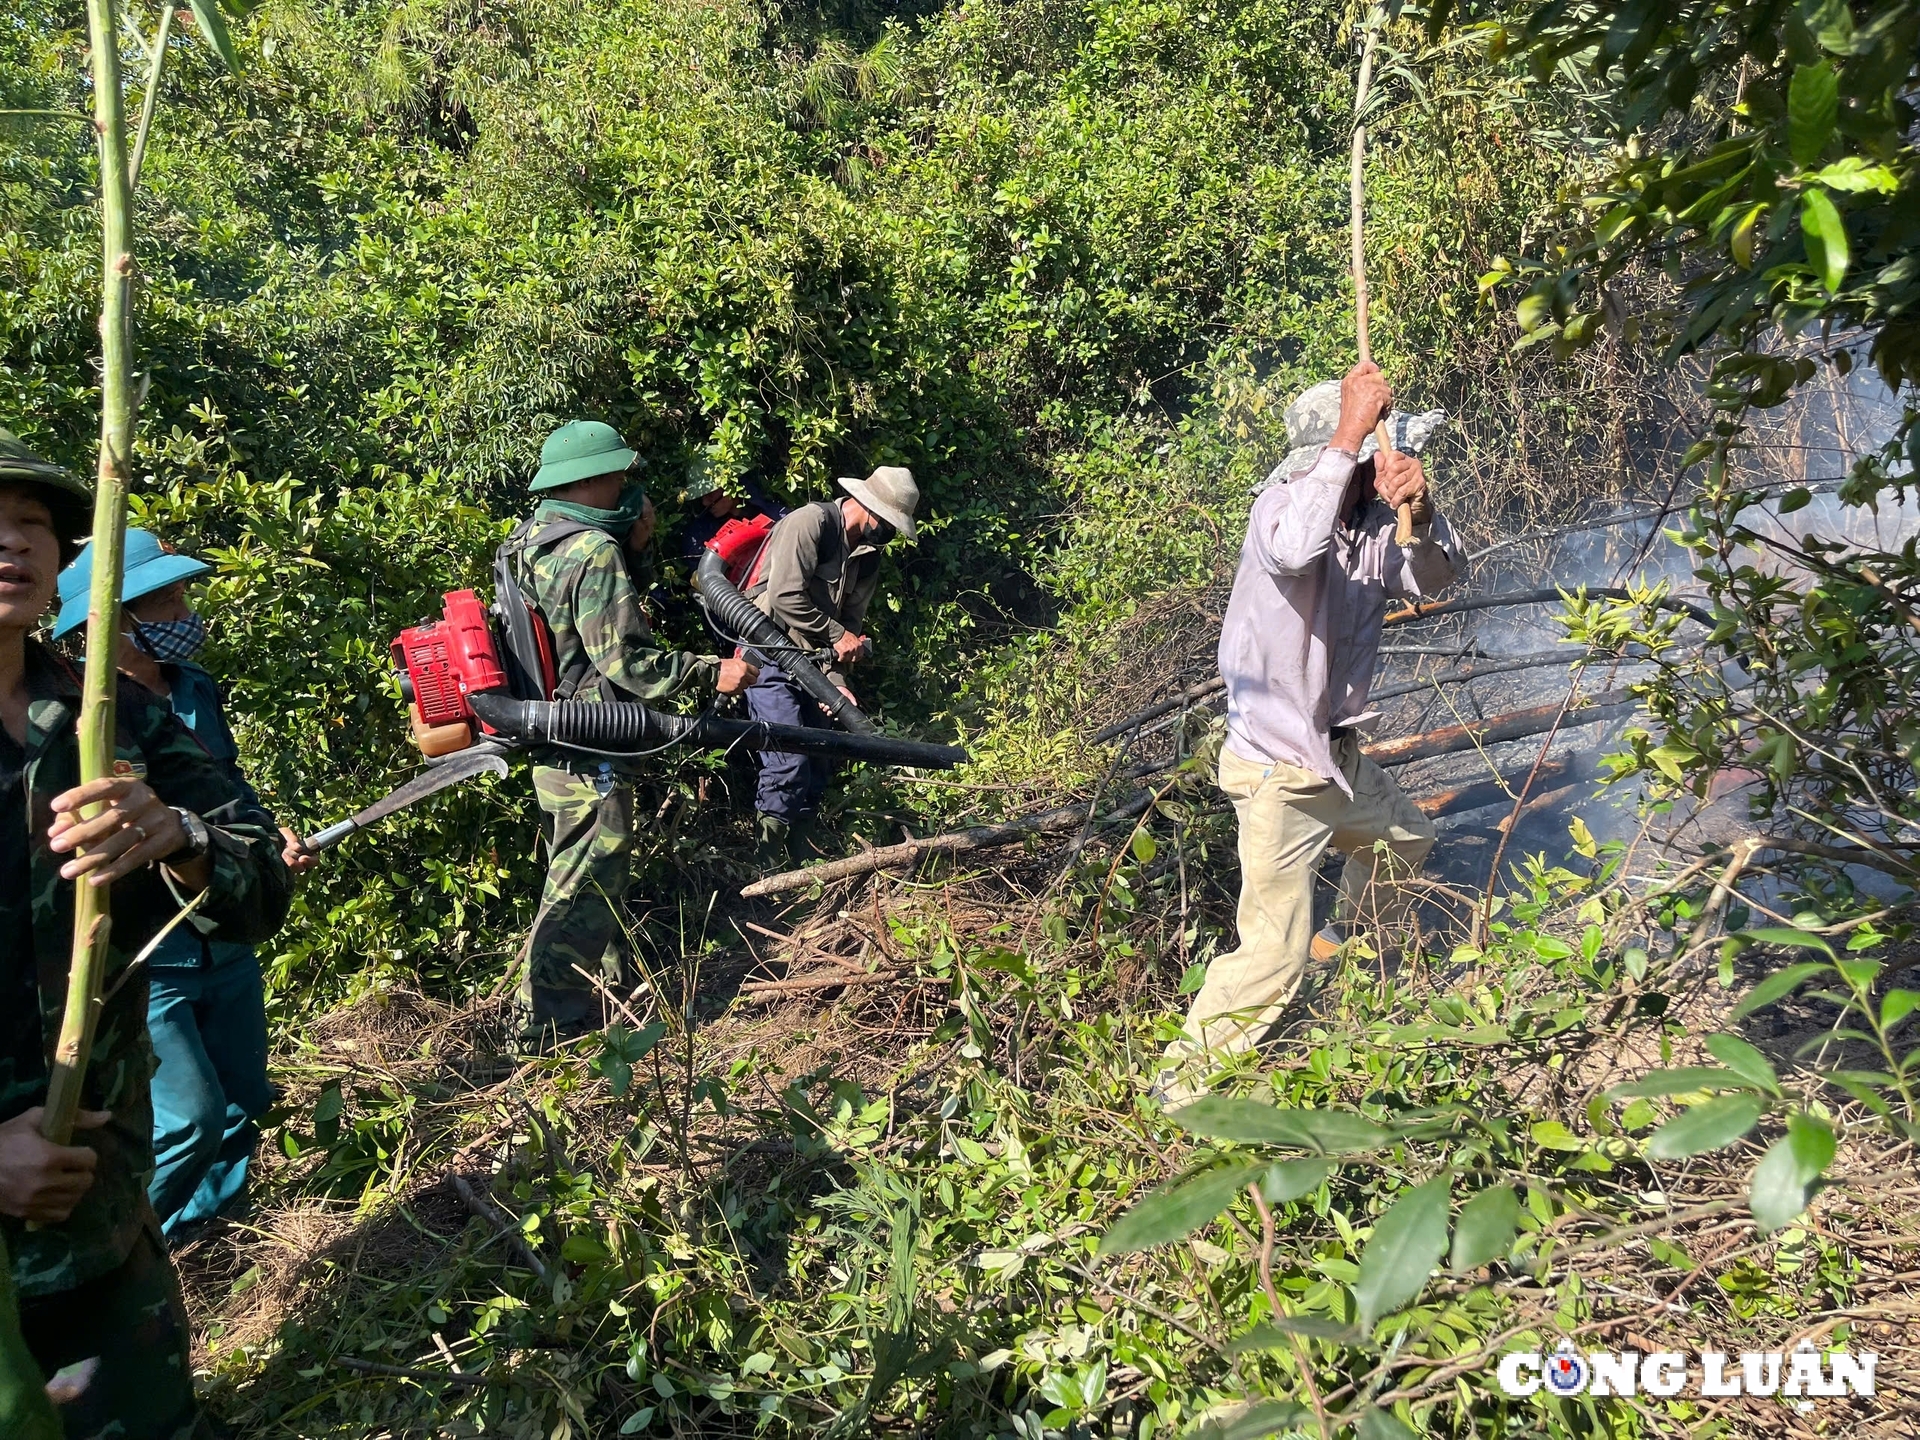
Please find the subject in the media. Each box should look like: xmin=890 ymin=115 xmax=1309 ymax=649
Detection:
xmin=132 ymin=614 xmax=207 ymax=663
xmin=866 ymin=518 xmax=897 ymax=548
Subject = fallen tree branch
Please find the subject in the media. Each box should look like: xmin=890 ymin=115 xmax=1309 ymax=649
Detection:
xmin=452 ymin=1174 xmax=553 ymax=1286
xmin=740 ymin=788 xmax=1157 ymax=898
xmin=1090 ymin=674 xmax=1225 ymax=745
xmin=1382 ymin=586 xmax=1715 ymax=630
xmin=748 ymin=694 xmax=1633 ymax=897
xmin=335 ymin=1356 xmax=493 ymax=1388
xmin=738 ymin=969 xmax=904 ymax=998
xmin=1414 ymin=760 xmax=1571 ymax=819
xmin=1088 ymin=584 xmax=1694 ymax=743
xmin=1359 ymin=689 xmax=1635 ymax=766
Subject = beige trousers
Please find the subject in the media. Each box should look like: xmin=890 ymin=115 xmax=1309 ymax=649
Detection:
xmin=1163 ymin=735 xmax=1435 ymax=1075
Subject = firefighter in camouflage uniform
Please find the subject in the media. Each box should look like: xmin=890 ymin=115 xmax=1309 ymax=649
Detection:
xmin=499 ymin=421 xmax=757 ymax=1045
xmin=1 ymin=431 xmax=293 ymax=1438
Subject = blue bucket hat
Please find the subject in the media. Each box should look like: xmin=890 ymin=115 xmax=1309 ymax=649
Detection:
xmin=54 ymin=529 xmax=211 ymax=640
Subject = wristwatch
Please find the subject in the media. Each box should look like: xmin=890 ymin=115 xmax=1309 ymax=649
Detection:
xmin=171 ymin=807 xmax=211 ymax=861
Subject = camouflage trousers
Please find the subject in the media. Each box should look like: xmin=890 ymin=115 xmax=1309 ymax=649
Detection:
xmin=517 ymin=764 xmax=636 ymax=1036
xmin=16 ymin=1225 xmax=200 ymax=1440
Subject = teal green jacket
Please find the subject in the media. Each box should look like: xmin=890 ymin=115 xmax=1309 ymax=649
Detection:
xmin=1 ymin=642 xmax=291 ymax=1297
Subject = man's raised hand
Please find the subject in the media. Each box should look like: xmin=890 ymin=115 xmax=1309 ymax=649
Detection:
xmin=1332 ymin=361 xmax=1392 ymax=454
xmin=1375 ymin=449 xmax=1431 ymax=525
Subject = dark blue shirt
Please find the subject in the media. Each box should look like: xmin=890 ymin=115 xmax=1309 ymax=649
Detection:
xmin=675 ymin=483 xmax=789 ymax=567
xmin=148 ymin=662 xmax=260 ymax=970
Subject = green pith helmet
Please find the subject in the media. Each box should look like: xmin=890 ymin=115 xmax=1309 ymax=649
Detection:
xmin=531 ymin=420 xmax=640 ymax=493
xmin=681 ymin=458 xmax=724 ymax=504
xmin=0 ymin=428 xmax=91 ymax=550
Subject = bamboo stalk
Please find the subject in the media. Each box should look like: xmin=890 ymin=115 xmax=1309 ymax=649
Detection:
xmin=1349 ymin=13 xmax=1411 ymax=545
xmin=45 ymin=0 xmax=139 ymax=1147
xmin=128 ymin=2 xmax=175 ymax=191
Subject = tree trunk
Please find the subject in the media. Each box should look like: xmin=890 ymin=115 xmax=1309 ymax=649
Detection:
xmin=44 ymin=0 xmax=138 ymax=1146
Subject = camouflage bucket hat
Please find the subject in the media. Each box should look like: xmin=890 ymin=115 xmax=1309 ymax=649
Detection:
xmin=0 ymin=428 xmax=92 ymax=548
xmin=681 ymin=458 xmax=725 ymax=504
xmin=1258 ymin=380 xmax=1448 ymax=492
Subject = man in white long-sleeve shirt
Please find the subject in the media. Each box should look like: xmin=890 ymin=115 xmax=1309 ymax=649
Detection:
xmin=1155 ymin=362 xmax=1467 ymax=1106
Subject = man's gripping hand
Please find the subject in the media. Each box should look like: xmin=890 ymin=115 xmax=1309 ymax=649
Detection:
xmin=833 ymin=631 xmax=870 ymax=666
xmin=1375 ymin=449 xmax=1432 ymax=527
xmin=1331 ymin=361 xmax=1392 ymax=455
xmin=0 ymin=1107 xmax=110 ymax=1224
xmin=717 ymin=657 xmax=760 ymax=694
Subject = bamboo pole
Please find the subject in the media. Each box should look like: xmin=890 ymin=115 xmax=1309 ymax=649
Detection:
xmin=45 ymin=0 xmax=140 ymax=1146
xmin=1348 ymin=12 xmax=1412 ymax=547
xmin=128 ymin=2 xmax=175 ymax=192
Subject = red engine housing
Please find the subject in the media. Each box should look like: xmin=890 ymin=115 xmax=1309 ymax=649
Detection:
xmin=706 ymin=512 xmax=776 ymax=588
xmin=392 ymin=590 xmax=508 ymax=731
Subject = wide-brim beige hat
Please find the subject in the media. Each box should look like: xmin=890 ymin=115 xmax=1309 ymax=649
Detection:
xmin=1262 ymin=379 xmax=1448 ymax=491
xmin=837 ymin=465 xmax=919 ymax=542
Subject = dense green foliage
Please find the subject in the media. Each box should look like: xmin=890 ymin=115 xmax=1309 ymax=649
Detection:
xmin=12 ymin=0 xmax=1908 ymax=1435
xmin=1491 ymin=0 xmax=1920 ymax=1003
xmin=4 ymin=0 xmax=1580 ymax=1014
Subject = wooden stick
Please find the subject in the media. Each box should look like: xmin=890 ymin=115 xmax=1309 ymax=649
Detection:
xmin=1349 ymin=14 xmax=1414 ymax=547
xmin=739 ymin=788 xmax=1157 ymax=898
xmin=1360 ymin=689 xmax=1635 ymax=766
xmin=738 ymin=970 xmax=903 ymax=998
xmin=335 ymin=1357 xmax=493 ymax=1388
xmin=452 ymin=1175 xmax=553 ymax=1287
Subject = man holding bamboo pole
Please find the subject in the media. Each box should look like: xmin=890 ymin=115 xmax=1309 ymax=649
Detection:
xmin=0 ymin=433 xmax=291 ymax=1438
xmin=1150 ymin=365 xmax=1464 ymax=1109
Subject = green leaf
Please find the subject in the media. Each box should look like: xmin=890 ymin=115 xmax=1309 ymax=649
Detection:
xmin=1173 ymin=1097 xmax=1394 ymax=1154
xmin=1529 ymin=1120 xmax=1585 ymax=1152
xmin=1788 ymin=1110 xmax=1837 ymax=1173
xmin=1450 ymin=1185 xmax=1519 ymax=1271
xmin=1882 ymin=989 xmax=1920 ymax=1030
xmin=1797 ymin=0 xmax=1855 ymax=51
xmin=1354 ymin=1406 xmax=1420 ymax=1440
xmin=1224 ymin=1316 xmax=1359 ymax=1354
xmin=1787 ymin=62 xmax=1838 ymax=166
xmin=186 ymin=0 xmax=242 ymax=70
xmin=1646 ymin=742 xmax=1699 ymax=783
xmin=1096 ymin=1159 xmax=1266 ymax=1256
xmin=1645 ymin=1094 xmax=1766 ymax=1160
xmin=1131 ymin=830 xmax=1157 ymax=864
xmin=1705 ymin=1034 xmax=1782 ymax=1094
xmin=560 ymin=1233 xmax=610 ymax=1263
xmin=1515 ymin=292 xmax=1553 ymax=334
xmin=1190 ymin=1399 xmax=1315 ymax=1440
xmin=1730 ymin=961 xmax=1831 ymax=1019
xmin=1800 ymin=188 xmax=1850 ymax=294
xmin=1749 ymin=1114 xmax=1835 ymax=1233
xmin=1261 ymin=1158 xmax=1334 ymax=1202
xmin=1777 ymin=485 xmax=1812 ymax=513
xmin=1742 ymin=927 xmax=1839 ymax=955
xmin=1354 ymin=1174 xmax=1451 ymax=1329
xmin=1807 ymin=159 xmax=1900 ymax=194
xmin=1730 ymin=204 xmax=1765 ymax=269
xmin=1607 ymin=1066 xmax=1748 ymax=1098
